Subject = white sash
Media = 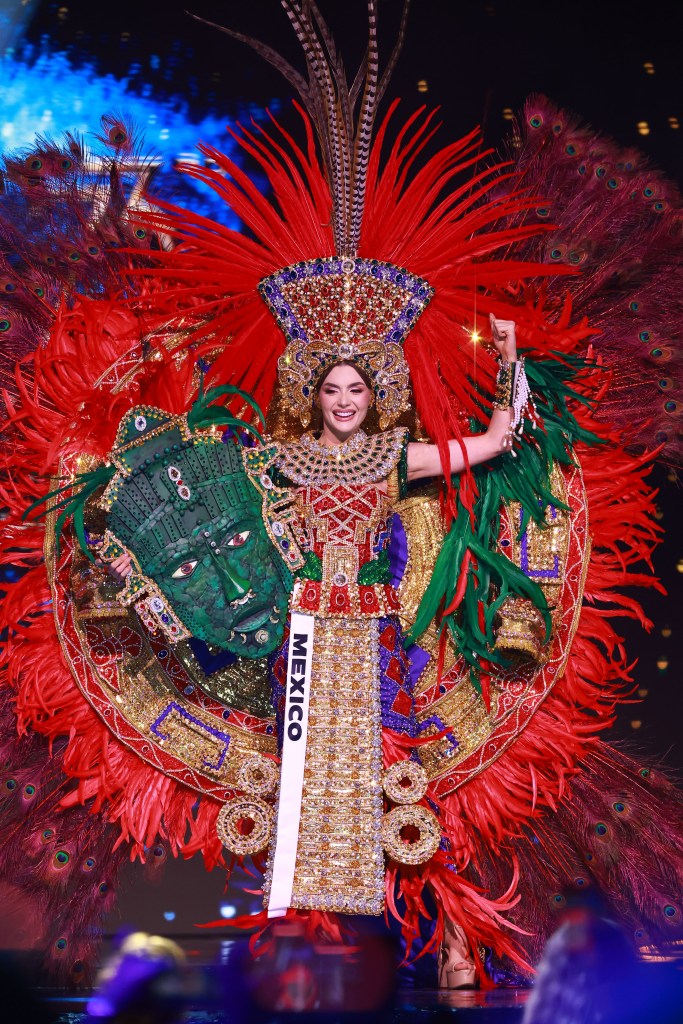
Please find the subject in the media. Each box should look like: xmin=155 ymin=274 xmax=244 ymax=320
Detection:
xmin=267 ymin=610 xmax=315 ymax=918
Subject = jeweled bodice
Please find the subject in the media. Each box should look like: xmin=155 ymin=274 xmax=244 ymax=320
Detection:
xmin=301 ymin=482 xmax=389 ymax=557
xmin=292 ymin=482 xmax=401 ymax=618
xmin=276 ymin=428 xmax=407 ymax=618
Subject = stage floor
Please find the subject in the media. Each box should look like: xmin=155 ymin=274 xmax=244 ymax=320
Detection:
xmin=21 ymin=945 xmax=683 ymax=1024
xmin=46 ymin=988 xmax=530 ymax=1024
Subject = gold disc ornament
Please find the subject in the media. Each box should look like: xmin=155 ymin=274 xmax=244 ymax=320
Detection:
xmin=236 ymin=755 xmax=279 ymax=797
xmin=381 ymin=804 xmax=441 ymax=865
xmin=216 ymin=797 xmax=273 ymax=857
xmin=383 ymin=760 xmax=429 ymax=804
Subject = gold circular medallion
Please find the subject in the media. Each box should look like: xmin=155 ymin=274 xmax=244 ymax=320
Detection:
xmin=381 ymin=804 xmax=441 ymax=865
xmin=216 ymin=797 xmax=272 ymax=856
xmin=236 ymin=755 xmax=279 ymax=797
xmin=383 ymin=760 xmax=428 ymax=804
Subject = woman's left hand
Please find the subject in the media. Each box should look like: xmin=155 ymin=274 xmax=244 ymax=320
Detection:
xmin=489 ymin=313 xmax=518 ymax=362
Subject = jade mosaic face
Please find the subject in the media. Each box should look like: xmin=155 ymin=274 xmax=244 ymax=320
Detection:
xmin=104 ymin=409 xmax=291 ymax=658
xmin=143 ymin=504 xmax=289 ymax=657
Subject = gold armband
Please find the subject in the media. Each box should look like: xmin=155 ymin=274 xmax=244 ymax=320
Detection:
xmin=493 ymin=361 xmax=513 ymax=410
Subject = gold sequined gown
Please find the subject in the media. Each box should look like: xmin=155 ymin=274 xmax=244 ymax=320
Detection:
xmin=264 ymin=428 xmax=416 ymax=915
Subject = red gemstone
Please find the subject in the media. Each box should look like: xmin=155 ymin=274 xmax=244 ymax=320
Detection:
xmin=386 ymin=656 xmax=405 ymax=684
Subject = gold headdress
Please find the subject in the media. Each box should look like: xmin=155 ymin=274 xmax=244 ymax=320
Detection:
xmin=260 ymin=256 xmax=433 ymax=429
xmin=200 ymin=3 xmax=429 ymax=429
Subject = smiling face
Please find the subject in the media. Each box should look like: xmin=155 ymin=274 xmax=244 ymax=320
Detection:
xmin=317 ymin=362 xmax=374 ymax=442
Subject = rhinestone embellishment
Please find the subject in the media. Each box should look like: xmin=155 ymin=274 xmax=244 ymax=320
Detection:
xmin=236 ymin=756 xmax=278 ymax=797
xmin=380 ymin=805 xmax=441 ymax=865
xmin=383 ymin=760 xmax=429 ymax=804
xmin=216 ymin=797 xmax=272 ymax=856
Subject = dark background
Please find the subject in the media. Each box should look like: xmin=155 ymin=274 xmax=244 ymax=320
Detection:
xmin=1 ymin=0 xmax=681 ymax=939
xmin=20 ymin=0 xmax=683 ymax=172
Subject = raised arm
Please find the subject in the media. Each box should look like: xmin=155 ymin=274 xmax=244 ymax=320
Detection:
xmin=407 ymin=314 xmax=518 ymax=482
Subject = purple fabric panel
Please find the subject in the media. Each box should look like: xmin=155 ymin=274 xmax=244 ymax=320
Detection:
xmin=406 ymin=642 xmax=430 ymax=691
xmin=378 ymin=615 xmax=417 ymax=737
xmin=387 ymin=512 xmax=408 ymax=588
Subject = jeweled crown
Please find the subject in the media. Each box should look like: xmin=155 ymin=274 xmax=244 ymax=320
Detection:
xmin=259 ymin=257 xmax=433 ymax=429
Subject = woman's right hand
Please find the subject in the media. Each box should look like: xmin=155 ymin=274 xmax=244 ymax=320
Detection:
xmin=107 ymin=552 xmax=133 ymax=582
xmin=489 ymin=313 xmax=518 ymax=363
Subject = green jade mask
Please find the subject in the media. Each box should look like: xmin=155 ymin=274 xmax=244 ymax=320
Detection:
xmin=97 ymin=405 xmax=304 ymax=658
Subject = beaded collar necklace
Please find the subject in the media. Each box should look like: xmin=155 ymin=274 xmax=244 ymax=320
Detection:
xmin=275 ymin=427 xmax=406 ymax=487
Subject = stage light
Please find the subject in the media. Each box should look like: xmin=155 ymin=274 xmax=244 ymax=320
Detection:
xmin=0 ymin=45 xmax=274 ymax=227
xmin=631 ymin=720 xmax=642 ymax=729
xmin=669 ymin=117 xmax=680 ymax=130
xmin=661 ymin=626 xmax=672 ymax=638
xmin=470 ymin=330 xmax=481 ymax=344
xmin=638 ymin=688 xmax=649 ymax=697
xmin=163 ymin=910 xmax=176 ymax=921
xmin=220 ymin=903 xmax=236 ymax=919
xmin=178 ymin=151 xmax=200 ymax=163
xmin=0 ymin=0 xmax=42 ymax=51
xmin=643 ymin=61 xmax=655 ymax=75
xmin=676 ymin=558 xmax=683 ymax=573
xmin=502 ymin=107 xmax=514 ymax=121
xmin=637 ymin=121 xmax=650 ymax=136
xmin=417 ymin=80 xmax=428 ymax=93
xmin=656 ymin=655 xmax=669 ymax=671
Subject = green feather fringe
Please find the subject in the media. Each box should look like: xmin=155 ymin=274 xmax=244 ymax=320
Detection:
xmin=25 ymin=463 xmax=117 ymax=561
xmin=407 ymin=353 xmax=604 ymax=694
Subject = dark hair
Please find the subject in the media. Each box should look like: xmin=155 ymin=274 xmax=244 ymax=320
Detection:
xmin=315 ymin=359 xmax=374 ymax=393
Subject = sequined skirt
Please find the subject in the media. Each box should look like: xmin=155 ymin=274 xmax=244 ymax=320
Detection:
xmin=266 ymin=614 xmax=415 ymax=915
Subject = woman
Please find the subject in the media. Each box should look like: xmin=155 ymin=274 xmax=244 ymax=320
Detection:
xmin=261 ymin=312 xmax=519 ymax=922
xmin=2 ymin=0 xmax=681 ymax=992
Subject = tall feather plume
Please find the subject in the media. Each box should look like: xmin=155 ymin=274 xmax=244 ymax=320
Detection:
xmin=190 ymin=0 xmax=410 ymax=256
